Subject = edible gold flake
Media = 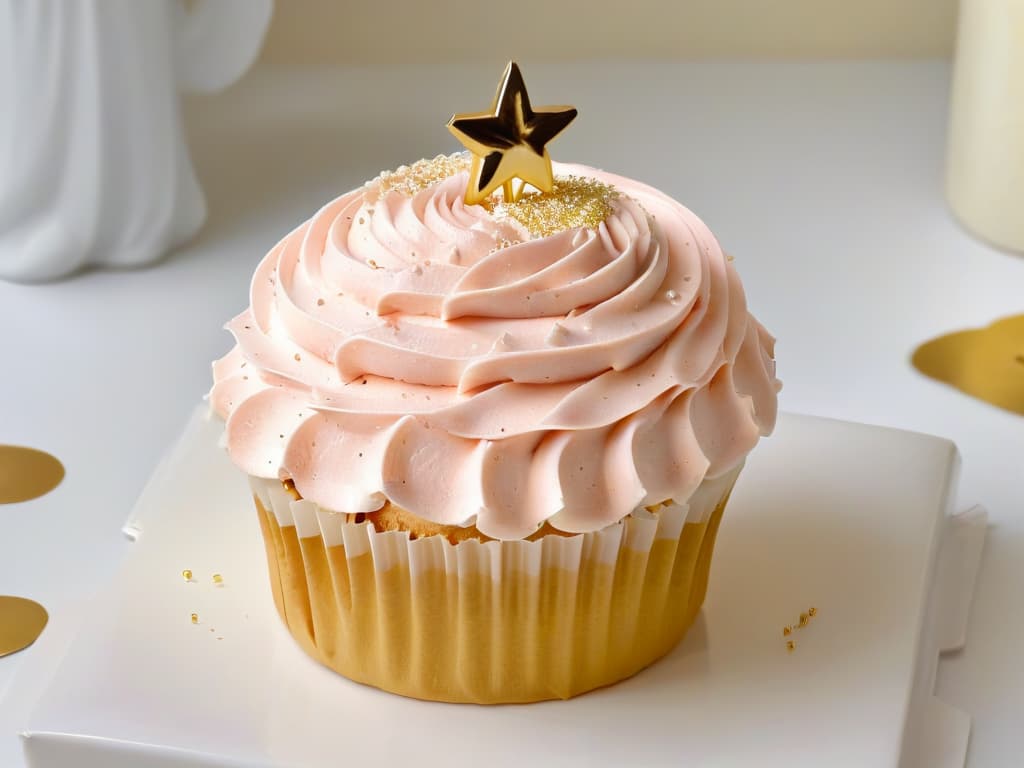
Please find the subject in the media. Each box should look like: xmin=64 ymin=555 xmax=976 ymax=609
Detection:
xmin=369 ymin=153 xmax=470 ymax=199
xmin=182 ymin=569 xmax=193 ymax=582
xmin=492 ymin=176 xmax=618 ymax=239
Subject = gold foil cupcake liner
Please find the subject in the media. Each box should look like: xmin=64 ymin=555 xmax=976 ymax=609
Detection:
xmin=250 ymin=466 xmax=741 ymax=704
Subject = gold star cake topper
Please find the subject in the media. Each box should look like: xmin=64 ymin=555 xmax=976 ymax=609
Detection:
xmin=448 ymin=61 xmax=577 ymax=205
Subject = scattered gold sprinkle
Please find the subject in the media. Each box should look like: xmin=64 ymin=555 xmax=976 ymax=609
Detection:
xmin=782 ymin=606 xmax=818 ymax=650
xmin=786 ymin=640 xmax=796 ymax=652
xmin=212 ymin=573 xmax=224 ymax=585
xmin=182 ymin=569 xmax=193 ymax=582
xmin=191 ymin=613 xmax=199 ymax=625
xmin=367 ymin=259 xmax=380 ymax=270
xmin=369 ymin=153 xmax=471 ymax=199
xmin=492 ymin=176 xmax=619 ymax=238
xmin=316 ymin=298 xmax=325 ymax=306
xmin=293 ymin=353 xmax=301 ymax=362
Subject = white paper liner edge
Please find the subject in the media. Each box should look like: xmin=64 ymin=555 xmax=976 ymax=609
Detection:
xmin=249 ymin=464 xmax=741 ymax=577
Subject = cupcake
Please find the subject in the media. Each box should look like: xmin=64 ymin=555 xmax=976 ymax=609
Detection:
xmin=210 ymin=63 xmax=779 ymax=703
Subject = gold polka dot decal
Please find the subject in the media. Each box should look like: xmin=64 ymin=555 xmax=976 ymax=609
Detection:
xmin=0 ymin=446 xmax=63 ymax=655
xmin=912 ymin=314 xmax=1024 ymax=416
xmin=0 ymin=445 xmax=65 ymax=504
xmin=0 ymin=596 xmax=48 ymax=658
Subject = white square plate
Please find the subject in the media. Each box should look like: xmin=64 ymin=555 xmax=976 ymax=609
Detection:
xmin=22 ymin=408 xmax=974 ymax=767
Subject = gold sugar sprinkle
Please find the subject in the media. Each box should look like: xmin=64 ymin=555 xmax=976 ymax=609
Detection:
xmin=182 ymin=569 xmax=193 ymax=582
xmin=190 ymin=613 xmax=199 ymax=624
xmin=369 ymin=153 xmax=470 ymax=198
xmin=212 ymin=573 xmax=224 ymax=585
xmin=798 ymin=612 xmax=810 ymax=628
xmin=491 ymin=176 xmax=619 ymax=239
xmin=786 ymin=640 xmax=796 ymax=652
xmin=808 ymin=606 xmax=817 ymax=617
xmin=782 ymin=626 xmax=792 ymax=637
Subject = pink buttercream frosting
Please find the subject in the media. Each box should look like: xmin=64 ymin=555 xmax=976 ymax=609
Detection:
xmin=211 ymin=162 xmax=779 ymax=540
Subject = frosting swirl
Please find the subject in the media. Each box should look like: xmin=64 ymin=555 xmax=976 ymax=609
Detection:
xmin=211 ymin=161 xmax=779 ymax=540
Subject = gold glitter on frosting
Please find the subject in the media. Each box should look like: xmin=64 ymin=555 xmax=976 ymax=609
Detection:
xmin=365 ymin=157 xmax=618 ymax=240
xmin=368 ymin=153 xmax=470 ymax=199
xmin=492 ymin=176 xmax=619 ymax=238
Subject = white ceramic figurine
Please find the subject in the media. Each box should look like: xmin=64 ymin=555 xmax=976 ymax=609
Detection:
xmin=0 ymin=0 xmax=272 ymax=283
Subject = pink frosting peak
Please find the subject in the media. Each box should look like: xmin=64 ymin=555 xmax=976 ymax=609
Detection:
xmin=211 ymin=162 xmax=779 ymax=540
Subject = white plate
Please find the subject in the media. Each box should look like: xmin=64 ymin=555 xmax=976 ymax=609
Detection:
xmin=21 ymin=408 xmax=980 ymax=768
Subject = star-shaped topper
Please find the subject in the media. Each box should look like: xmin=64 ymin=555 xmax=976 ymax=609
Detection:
xmin=447 ymin=61 xmax=577 ymax=205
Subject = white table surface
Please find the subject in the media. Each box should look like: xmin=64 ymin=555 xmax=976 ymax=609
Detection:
xmin=0 ymin=60 xmax=1021 ymax=767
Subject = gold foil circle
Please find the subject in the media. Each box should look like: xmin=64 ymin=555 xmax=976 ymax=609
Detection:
xmin=912 ymin=314 xmax=1024 ymax=415
xmin=0 ymin=596 xmax=48 ymax=657
xmin=0 ymin=445 xmax=65 ymax=504
xmin=0 ymin=449 xmax=59 ymax=656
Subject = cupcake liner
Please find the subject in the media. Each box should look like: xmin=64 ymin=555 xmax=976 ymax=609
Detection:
xmin=250 ymin=464 xmax=742 ymax=704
